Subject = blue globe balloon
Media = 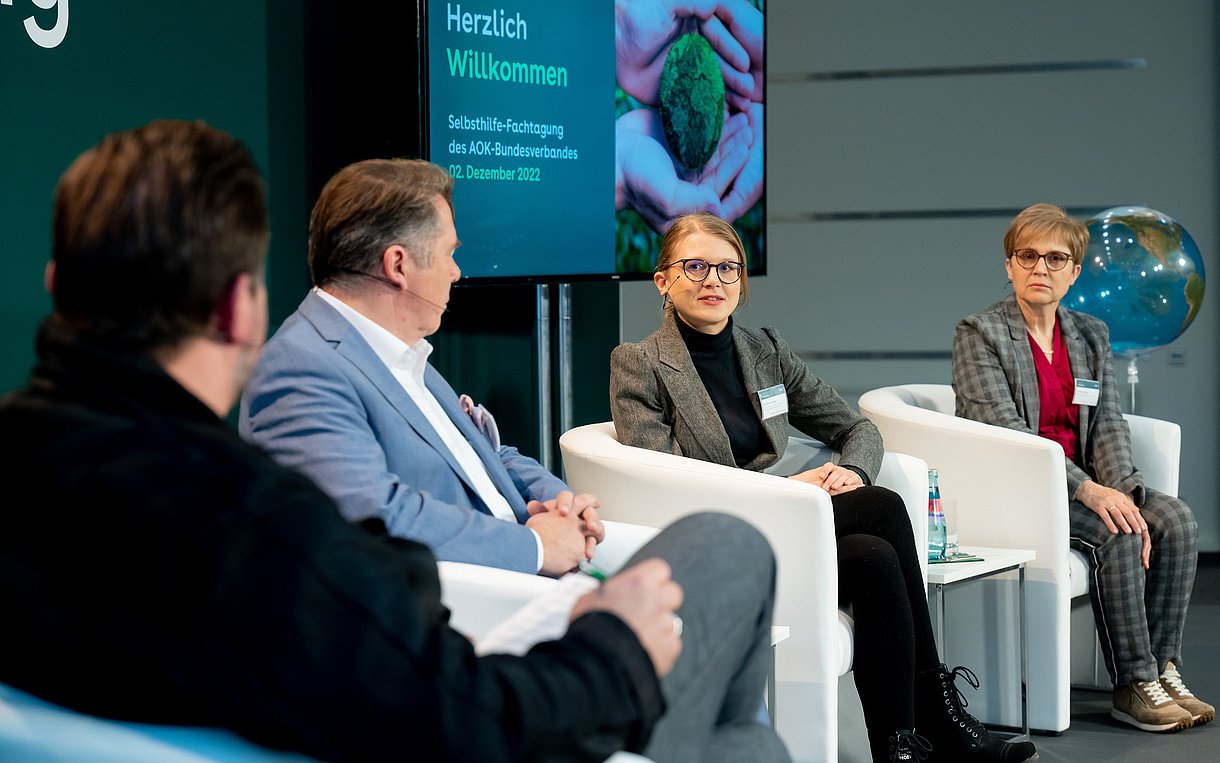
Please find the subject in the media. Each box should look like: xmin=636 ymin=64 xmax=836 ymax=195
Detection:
xmin=1071 ymin=206 xmax=1206 ymax=356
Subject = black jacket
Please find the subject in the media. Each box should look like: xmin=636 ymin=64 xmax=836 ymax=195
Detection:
xmin=0 ymin=320 xmax=663 ymax=762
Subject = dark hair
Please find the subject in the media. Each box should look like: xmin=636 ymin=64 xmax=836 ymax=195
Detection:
xmin=655 ymin=212 xmax=749 ymax=308
xmin=51 ymin=119 xmax=268 ymax=350
xmin=308 ymin=159 xmax=454 ymax=288
xmin=1003 ymin=203 xmax=1089 ymax=266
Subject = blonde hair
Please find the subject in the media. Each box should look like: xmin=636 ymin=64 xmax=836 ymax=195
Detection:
xmin=655 ymin=213 xmax=749 ymax=307
xmin=1004 ymin=203 xmax=1089 ymax=265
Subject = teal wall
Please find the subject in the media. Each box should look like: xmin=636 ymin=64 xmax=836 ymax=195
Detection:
xmin=0 ymin=1 xmax=615 ymax=459
xmin=0 ymin=1 xmax=305 ymax=393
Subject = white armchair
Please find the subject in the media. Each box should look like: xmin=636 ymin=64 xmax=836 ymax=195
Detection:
xmin=857 ymin=383 xmax=1181 ymax=734
xmin=559 ymin=422 xmax=928 ymax=763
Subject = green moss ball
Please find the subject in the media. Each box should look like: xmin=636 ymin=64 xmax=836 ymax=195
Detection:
xmin=658 ymin=33 xmax=725 ymax=171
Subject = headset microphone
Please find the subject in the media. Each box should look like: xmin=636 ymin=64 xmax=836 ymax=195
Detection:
xmin=404 ymin=288 xmax=448 ymax=314
xmin=334 ymin=268 xmax=448 ymax=313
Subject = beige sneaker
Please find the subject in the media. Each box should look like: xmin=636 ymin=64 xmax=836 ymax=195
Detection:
xmin=1160 ymin=662 xmax=1216 ymax=725
xmin=1111 ymin=679 xmax=1193 ymax=732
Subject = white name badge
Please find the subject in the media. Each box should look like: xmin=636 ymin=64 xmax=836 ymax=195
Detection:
xmin=757 ymin=384 xmax=789 ymax=420
xmin=1072 ymin=378 xmax=1101 ymax=406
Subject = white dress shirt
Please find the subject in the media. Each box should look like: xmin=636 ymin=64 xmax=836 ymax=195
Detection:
xmin=315 ymin=288 xmax=544 ymax=570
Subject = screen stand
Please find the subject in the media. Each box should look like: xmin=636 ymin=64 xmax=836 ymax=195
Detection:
xmin=558 ymin=283 xmax=574 ymax=468
xmin=534 ymin=283 xmax=575 ymax=476
xmin=536 ymin=284 xmax=552 ymax=472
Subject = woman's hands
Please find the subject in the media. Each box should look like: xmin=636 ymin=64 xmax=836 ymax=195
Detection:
xmin=789 ymin=461 xmax=864 ymax=496
xmin=615 ymin=0 xmax=763 ymax=107
xmin=1076 ymin=479 xmax=1150 ymax=569
xmin=614 ymin=109 xmax=749 ymax=230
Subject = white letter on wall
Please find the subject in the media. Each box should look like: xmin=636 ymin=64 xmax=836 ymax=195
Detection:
xmin=25 ymin=0 xmax=69 ymax=49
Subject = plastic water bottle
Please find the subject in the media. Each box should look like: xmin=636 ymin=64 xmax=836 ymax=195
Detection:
xmin=928 ymin=468 xmax=947 ymax=561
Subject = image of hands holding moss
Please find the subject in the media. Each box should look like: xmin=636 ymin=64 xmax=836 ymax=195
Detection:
xmin=615 ymin=0 xmax=764 ymax=273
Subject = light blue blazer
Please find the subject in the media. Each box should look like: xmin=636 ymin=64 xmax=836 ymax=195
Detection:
xmin=239 ymin=292 xmax=567 ymax=573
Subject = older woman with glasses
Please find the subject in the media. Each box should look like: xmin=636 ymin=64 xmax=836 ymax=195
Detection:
xmin=610 ymin=212 xmax=1037 ymax=763
xmin=953 ymin=203 xmax=1211 ymax=734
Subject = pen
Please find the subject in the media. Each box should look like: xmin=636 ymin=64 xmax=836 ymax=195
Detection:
xmin=578 ymin=560 xmax=608 ymax=582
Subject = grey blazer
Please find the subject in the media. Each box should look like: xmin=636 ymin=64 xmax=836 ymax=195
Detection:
xmin=952 ymin=294 xmax=1144 ymax=503
xmin=609 ymin=312 xmax=884 ymax=481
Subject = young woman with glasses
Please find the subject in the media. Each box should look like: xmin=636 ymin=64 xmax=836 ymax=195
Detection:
xmin=610 ymin=212 xmax=1038 ymax=763
xmin=953 ymin=203 xmax=1211 ymax=734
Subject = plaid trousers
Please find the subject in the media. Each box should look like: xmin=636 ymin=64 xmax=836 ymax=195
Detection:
xmin=1069 ymin=488 xmax=1198 ymax=685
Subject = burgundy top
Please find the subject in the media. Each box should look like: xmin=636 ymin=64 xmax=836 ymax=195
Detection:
xmin=1028 ymin=321 xmax=1080 ymax=465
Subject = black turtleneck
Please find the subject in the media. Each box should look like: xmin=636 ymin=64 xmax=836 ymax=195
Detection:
xmin=675 ymin=316 xmax=772 ymax=467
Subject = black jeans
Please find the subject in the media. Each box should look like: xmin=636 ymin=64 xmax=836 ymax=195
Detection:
xmin=834 ymin=486 xmax=940 ymax=733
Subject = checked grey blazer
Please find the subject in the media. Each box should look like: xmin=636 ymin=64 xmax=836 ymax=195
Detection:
xmin=609 ymin=311 xmax=883 ymax=480
xmin=952 ymin=294 xmax=1144 ymax=502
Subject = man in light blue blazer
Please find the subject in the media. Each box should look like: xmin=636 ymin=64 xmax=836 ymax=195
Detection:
xmin=239 ymin=158 xmax=792 ymax=761
xmin=240 ymin=158 xmax=598 ymax=575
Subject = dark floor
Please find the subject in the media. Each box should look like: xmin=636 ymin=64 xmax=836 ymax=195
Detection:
xmin=1027 ymin=562 xmax=1219 ymax=762
xmin=837 ymin=562 xmax=1220 ymax=762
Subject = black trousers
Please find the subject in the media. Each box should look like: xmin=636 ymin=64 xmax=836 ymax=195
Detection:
xmin=834 ymin=486 xmax=940 ymax=733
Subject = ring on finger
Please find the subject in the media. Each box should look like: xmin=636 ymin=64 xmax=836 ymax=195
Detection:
xmin=671 ymin=614 xmax=684 ymax=638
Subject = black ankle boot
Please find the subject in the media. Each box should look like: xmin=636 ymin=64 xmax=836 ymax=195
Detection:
xmin=916 ymin=663 xmax=1039 ymax=762
xmin=867 ymin=729 xmax=933 ymax=763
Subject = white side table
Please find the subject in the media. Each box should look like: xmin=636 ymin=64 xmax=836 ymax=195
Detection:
xmin=926 ymin=546 xmax=1036 ymax=739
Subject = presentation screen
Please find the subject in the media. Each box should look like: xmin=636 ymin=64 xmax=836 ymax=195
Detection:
xmin=423 ymin=1 xmax=766 ymax=282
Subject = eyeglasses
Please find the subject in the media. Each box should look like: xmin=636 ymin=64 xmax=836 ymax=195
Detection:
xmin=667 ymin=258 xmax=745 ymax=284
xmin=1011 ymin=249 xmax=1074 ymax=271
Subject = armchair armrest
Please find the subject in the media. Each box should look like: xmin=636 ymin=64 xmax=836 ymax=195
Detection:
xmin=438 ymin=562 xmax=557 ymax=641
xmin=439 ymin=520 xmax=658 ymax=641
xmin=877 ymin=451 xmax=930 ymax=585
xmin=859 ymin=386 xmax=1072 ymax=571
xmin=1124 ymin=414 xmax=1180 ymax=496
